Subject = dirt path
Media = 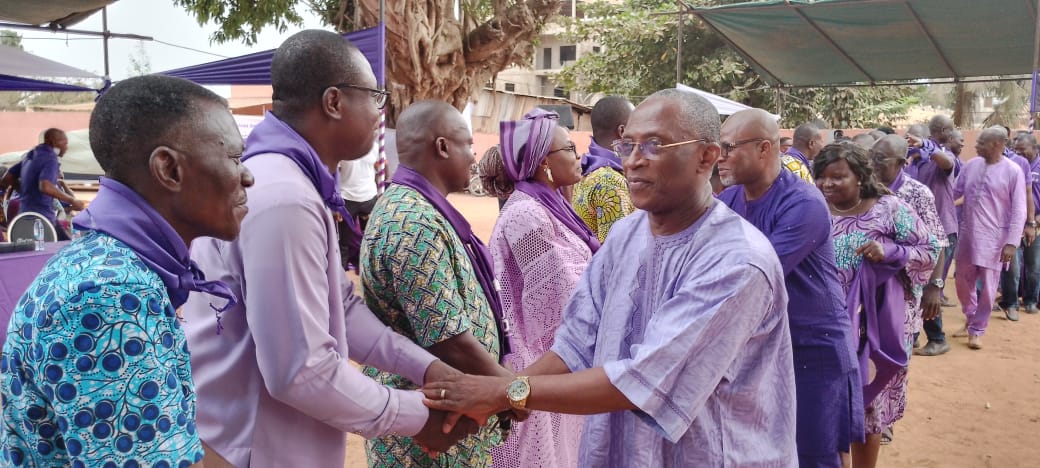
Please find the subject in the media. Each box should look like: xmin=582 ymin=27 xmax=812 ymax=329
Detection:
xmin=315 ymin=193 xmax=1038 ymax=467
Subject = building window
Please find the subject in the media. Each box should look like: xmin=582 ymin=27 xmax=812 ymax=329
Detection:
xmin=592 ymin=46 xmax=601 ymax=54
xmin=558 ymin=1 xmax=574 ymax=17
xmin=554 ymin=87 xmax=568 ymax=98
xmin=559 ymin=45 xmax=577 ymax=64
xmin=542 ymin=48 xmax=552 ymax=69
xmin=504 ymin=83 xmax=515 ymax=92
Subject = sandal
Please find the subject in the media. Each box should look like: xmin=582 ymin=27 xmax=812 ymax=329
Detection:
xmin=880 ymin=426 xmax=894 ymax=445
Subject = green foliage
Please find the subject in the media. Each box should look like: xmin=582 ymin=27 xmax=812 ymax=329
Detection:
xmin=173 ymin=0 xmax=305 ymax=45
xmin=557 ymin=0 xmax=922 ymax=128
xmin=1 ymin=30 xmax=22 ymax=48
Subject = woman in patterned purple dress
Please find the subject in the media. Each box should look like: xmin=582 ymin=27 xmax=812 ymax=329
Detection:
xmin=813 ymin=142 xmax=938 ymax=468
xmin=477 ymin=109 xmax=595 ymax=467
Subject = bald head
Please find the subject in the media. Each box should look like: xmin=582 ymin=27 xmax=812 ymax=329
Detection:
xmin=976 ymin=127 xmax=1008 ymax=160
xmin=873 ymin=134 xmax=907 ymax=160
xmin=792 ymin=123 xmax=823 ymax=159
xmin=792 ymin=123 xmax=818 ymax=146
xmin=718 ymin=108 xmax=782 ymax=191
xmin=929 ymin=114 xmax=954 ymax=143
xmin=397 ymin=100 xmax=466 ymax=165
xmin=907 ymin=124 xmax=928 ymax=140
xmin=725 ymin=109 xmax=780 ymax=154
xmin=979 ymin=127 xmax=1005 ymax=143
xmin=396 ymin=100 xmax=474 ymax=193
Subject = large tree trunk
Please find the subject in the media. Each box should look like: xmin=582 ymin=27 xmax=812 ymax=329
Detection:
xmin=356 ymin=0 xmax=561 ymax=125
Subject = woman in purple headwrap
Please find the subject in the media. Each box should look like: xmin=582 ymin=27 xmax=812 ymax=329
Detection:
xmin=478 ymin=108 xmax=597 ymax=467
xmin=814 ymin=141 xmax=938 ymax=468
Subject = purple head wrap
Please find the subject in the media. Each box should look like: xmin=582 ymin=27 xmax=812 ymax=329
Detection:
xmin=499 ymin=109 xmax=600 ymax=253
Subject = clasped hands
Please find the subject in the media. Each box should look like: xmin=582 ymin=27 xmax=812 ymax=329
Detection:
xmin=412 ymin=362 xmax=528 ymax=455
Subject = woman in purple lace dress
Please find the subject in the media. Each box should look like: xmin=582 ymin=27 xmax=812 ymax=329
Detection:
xmin=477 ymin=109 xmax=598 ymax=467
xmin=813 ymin=142 xmax=938 ymax=468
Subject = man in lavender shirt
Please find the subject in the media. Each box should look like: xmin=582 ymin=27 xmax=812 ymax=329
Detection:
xmin=423 ymin=89 xmax=797 ymax=467
xmin=181 ymin=31 xmax=474 ymax=468
xmin=953 ymin=128 xmax=1027 ymax=350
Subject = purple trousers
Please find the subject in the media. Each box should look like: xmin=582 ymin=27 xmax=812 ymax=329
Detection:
xmin=955 ymin=263 xmax=999 ymax=336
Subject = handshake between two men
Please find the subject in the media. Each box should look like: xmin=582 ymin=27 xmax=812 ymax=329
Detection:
xmin=410 ymin=361 xmax=531 ymax=454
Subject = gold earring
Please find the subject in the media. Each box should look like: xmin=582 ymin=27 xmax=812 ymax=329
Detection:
xmin=545 ymin=167 xmax=554 ymax=184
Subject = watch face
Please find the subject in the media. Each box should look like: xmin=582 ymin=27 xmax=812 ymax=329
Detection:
xmin=506 ymin=379 xmax=529 ymax=400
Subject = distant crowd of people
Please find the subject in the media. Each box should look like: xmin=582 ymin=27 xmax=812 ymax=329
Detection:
xmin=2 ymin=27 xmax=1036 ymax=468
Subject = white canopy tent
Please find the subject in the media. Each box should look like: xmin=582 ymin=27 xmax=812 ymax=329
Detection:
xmin=676 ymin=83 xmax=780 ymax=120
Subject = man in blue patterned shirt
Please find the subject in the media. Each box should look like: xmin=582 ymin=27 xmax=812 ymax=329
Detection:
xmin=1 ymin=75 xmax=254 ymax=467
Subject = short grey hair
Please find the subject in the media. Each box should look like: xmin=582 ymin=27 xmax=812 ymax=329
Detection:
xmin=648 ymin=88 xmax=721 ymax=143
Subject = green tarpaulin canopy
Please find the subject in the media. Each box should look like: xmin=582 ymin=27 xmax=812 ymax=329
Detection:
xmin=691 ymin=0 xmax=1038 ymax=86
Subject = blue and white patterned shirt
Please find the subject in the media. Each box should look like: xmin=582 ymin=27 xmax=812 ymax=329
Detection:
xmin=1 ymin=231 xmax=203 ymax=467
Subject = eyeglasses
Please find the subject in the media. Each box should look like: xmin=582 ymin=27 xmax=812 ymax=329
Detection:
xmin=330 ymin=83 xmax=390 ymax=109
xmin=611 ymin=138 xmax=706 ymax=160
xmin=719 ymin=138 xmax=768 ymax=158
xmin=547 ymin=144 xmax=577 ymax=156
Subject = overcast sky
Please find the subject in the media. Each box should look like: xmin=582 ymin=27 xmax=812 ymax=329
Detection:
xmin=13 ymin=1 xmax=327 ymax=86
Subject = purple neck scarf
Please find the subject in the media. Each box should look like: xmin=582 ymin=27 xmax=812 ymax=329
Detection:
xmin=500 ymin=109 xmax=600 ymax=253
xmin=243 ymin=111 xmax=363 ymax=263
xmin=844 ymin=248 xmax=910 ymax=404
xmin=581 ymin=138 xmax=622 ymax=176
xmin=391 ymin=166 xmax=510 ymax=356
xmin=72 ymin=178 xmax=238 ymax=315
xmin=888 ymin=170 xmax=907 ymax=193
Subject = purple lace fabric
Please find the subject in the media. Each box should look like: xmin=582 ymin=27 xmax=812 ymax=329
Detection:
xmin=489 ymin=191 xmax=592 ymax=467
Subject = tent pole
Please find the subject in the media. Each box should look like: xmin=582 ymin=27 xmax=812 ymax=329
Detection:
xmin=673 ymin=9 xmax=682 ymax=84
xmin=101 ymin=7 xmax=110 ymax=82
xmin=1032 ymin=0 xmax=1040 ymax=131
xmin=775 ymin=86 xmax=782 ymax=116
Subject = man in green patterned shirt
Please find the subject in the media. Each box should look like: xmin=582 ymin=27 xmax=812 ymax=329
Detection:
xmin=360 ymin=101 xmax=512 ymax=467
xmin=572 ymin=96 xmax=635 ymax=243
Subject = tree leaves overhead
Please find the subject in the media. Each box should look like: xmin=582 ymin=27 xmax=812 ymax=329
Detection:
xmin=174 ymin=0 xmax=561 ymax=124
xmin=173 ymin=0 xmax=305 ymax=45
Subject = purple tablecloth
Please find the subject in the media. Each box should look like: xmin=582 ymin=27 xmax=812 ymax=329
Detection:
xmin=0 ymin=241 xmax=69 ymax=349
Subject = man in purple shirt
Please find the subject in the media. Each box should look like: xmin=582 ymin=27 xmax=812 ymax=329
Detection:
xmin=16 ymin=128 xmax=85 ymax=239
xmin=785 ymin=122 xmax=823 ymax=167
xmin=181 ymin=31 xmax=474 ymax=468
xmin=997 ymin=127 xmax=1037 ymax=320
xmin=1014 ymin=133 xmax=1040 ymax=314
xmin=718 ymin=108 xmax=862 ymax=467
xmin=953 ymin=128 xmax=1027 ymax=350
xmin=423 ymin=89 xmax=797 ymax=467
xmin=905 ymin=115 xmax=959 ymax=352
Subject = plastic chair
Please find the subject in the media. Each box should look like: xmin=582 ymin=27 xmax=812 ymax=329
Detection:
xmin=6 ymin=212 xmax=57 ymax=243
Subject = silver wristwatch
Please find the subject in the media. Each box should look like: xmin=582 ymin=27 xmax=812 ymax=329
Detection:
xmin=929 ymin=278 xmax=945 ymax=288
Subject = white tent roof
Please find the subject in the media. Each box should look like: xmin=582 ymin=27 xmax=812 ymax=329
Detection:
xmin=676 ymin=83 xmax=780 ymax=120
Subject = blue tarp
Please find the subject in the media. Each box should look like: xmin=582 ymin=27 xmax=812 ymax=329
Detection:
xmin=0 ymin=74 xmax=96 ymax=92
xmin=160 ymin=24 xmax=386 ymax=85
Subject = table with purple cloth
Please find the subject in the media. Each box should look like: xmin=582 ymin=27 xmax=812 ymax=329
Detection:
xmin=0 ymin=241 xmax=68 ymax=349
